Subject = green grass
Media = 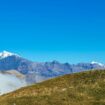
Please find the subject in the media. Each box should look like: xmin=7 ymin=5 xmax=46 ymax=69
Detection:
xmin=1 ymin=70 xmax=105 ymax=105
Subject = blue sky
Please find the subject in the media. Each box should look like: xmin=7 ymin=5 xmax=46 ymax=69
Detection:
xmin=0 ymin=0 xmax=105 ymax=63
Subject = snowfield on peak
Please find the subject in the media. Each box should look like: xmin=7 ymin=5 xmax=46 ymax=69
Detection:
xmin=91 ymin=61 xmax=105 ymax=67
xmin=0 ymin=51 xmax=19 ymax=59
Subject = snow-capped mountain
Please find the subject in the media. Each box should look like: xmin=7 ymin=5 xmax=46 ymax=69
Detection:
xmin=91 ymin=61 xmax=105 ymax=67
xmin=0 ymin=51 xmax=19 ymax=59
xmin=0 ymin=51 xmax=105 ymax=84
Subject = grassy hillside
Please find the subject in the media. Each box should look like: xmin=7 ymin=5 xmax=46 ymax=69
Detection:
xmin=1 ymin=70 xmax=105 ymax=105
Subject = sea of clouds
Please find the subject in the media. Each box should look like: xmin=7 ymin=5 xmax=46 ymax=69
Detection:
xmin=0 ymin=73 xmax=27 ymax=95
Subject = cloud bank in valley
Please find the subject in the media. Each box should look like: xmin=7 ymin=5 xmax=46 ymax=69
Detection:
xmin=0 ymin=73 xmax=26 ymax=95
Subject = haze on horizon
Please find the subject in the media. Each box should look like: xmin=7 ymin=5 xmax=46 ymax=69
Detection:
xmin=0 ymin=0 xmax=105 ymax=63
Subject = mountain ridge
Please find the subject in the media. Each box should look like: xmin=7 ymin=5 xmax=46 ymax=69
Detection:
xmin=0 ymin=50 xmax=105 ymax=95
xmin=0 ymin=51 xmax=105 ymax=84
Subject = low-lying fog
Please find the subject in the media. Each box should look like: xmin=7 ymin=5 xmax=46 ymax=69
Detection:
xmin=0 ymin=73 xmax=27 ymax=95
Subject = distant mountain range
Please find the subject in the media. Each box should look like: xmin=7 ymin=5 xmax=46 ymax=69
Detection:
xmin=0 ymin=51 xmax=105 ymax=95
xmin=0 ymin=51 xmax=105 ymax=85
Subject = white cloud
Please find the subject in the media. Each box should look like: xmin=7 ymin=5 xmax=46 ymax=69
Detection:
xmin=0 ymin=73 xmax=26 ymax=95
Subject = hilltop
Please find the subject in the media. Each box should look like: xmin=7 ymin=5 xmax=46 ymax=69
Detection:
xmin=0 ymin=69 xmax=105 ymax=105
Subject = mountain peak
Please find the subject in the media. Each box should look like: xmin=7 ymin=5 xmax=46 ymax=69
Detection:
xmin=91 ymin=61 xmax=104 ymax=67
xmin=0 ymin=51 xmax=19 ymax=59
